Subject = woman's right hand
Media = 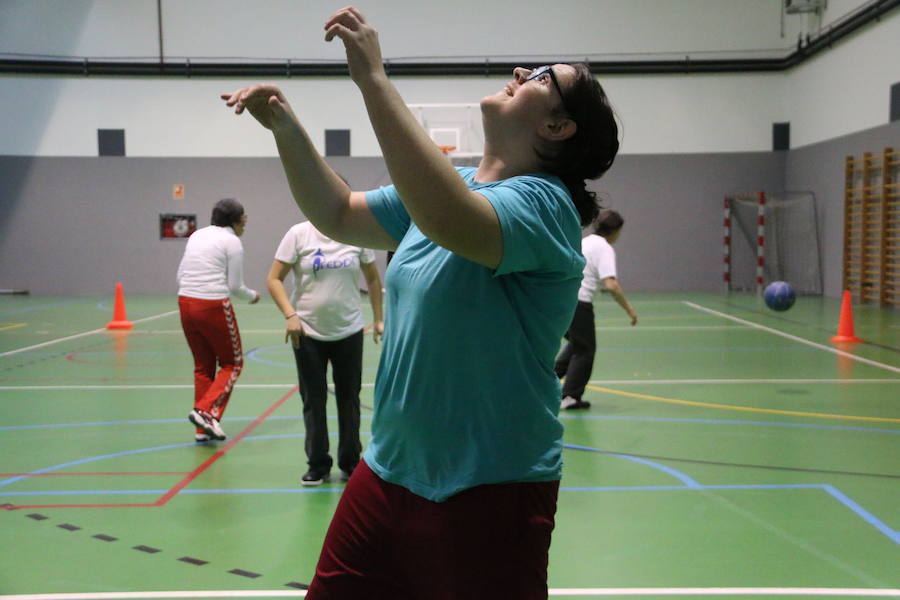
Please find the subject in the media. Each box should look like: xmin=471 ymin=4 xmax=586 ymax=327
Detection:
xmin=285 ymin=314 xmax=304 ymax=348
xmin=324 ymin=7 xmax=386 ymax=88
xmin=220 ymin=84 xmax=296 ymax=132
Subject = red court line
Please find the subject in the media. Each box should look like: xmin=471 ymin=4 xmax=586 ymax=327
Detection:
xmin=0 ymin=472 xmax=189 ymax=477
xmin=1 ymin=386 xmax=298 ymax=510
xmin=153 ymin=385 xmax=298 ymax=507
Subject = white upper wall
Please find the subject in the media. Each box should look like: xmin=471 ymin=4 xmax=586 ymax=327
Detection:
xmin=786 ymin=8 xmax=900 ymax=148
xmin=0 ymin=0 xmax=895 ymax=156
xmin=1 ymin=0 xmax=797 ymax=60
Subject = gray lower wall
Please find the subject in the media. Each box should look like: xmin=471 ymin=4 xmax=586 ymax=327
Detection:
xmin=0 ymin=156 xmax=392 ymax=297
xmin=589 ymin=152 xmax=783 ymax=293
xmin=786 ymin=119 xmax=900 ymax=298
xmin=1 ymin=119 xmax=898 ymax=297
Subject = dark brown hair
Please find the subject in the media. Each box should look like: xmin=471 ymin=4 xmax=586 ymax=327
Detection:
xmin=537 ymin=63 xmax=620 ymax=226
xmin=211 ymin=198 xmax=244 ymax=228
xmin=593 ymin=209 xmax=624 ymax=237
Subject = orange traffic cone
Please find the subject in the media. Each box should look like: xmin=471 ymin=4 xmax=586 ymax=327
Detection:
xmin=106 ymin=282 xmax=133 ymax=330
xmin=830 ymin=289 xmax=860 ymax=343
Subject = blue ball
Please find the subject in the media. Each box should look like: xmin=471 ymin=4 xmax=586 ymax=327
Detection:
xmin=764 ymin=281 xmax=796 ymax=312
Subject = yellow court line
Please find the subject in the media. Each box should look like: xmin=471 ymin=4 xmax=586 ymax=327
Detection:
xmin=586 ymin=384 xmax=900 ymax=424
xmin=0 ymin=323 xmax=26 ymax=332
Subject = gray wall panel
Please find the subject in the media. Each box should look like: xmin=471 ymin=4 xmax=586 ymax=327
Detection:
xmin=594 ymin=153 xmax=784 ymax=292
xmin=785 ymin=120 xmax=900 ymax=298
xmin=1 ymin=153 xmax=776 ymax=296
xmin=0 ymin=156 xmax=392 ymax=296
xmin=2 ymin=124 xmax=897 ymax=299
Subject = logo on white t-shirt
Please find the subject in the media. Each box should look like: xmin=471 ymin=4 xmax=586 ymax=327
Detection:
xmin=312 ymin=249 xmax=325 ymax=276
xmin=311 ymin=248 xmax=353 ymax=277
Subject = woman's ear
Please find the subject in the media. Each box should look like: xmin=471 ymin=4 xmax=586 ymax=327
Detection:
xmin=539 ymin=117 xmax=577 ymax=142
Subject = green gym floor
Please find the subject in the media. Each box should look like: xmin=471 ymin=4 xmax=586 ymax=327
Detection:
xmin=1 ymin=292 xmax=898 ymax=599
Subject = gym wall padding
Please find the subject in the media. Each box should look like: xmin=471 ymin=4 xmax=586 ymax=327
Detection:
xmin=2 ymin=116 xmax=899 ymax=297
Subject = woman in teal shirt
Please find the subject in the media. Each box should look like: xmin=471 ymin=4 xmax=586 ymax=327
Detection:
xmin=222 ymin=7 xmax=619 ymax=598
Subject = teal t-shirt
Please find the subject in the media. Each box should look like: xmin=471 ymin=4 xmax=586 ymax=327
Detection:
xmin=364 ymin=167 xmax=585 ymax=502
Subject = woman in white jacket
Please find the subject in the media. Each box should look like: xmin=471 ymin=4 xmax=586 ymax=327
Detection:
xmin=176 ymin=198 xmax=259 ymax=441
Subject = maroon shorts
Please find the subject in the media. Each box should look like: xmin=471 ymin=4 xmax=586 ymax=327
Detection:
xmin=306 ymin=460 xmax=560 ymax=600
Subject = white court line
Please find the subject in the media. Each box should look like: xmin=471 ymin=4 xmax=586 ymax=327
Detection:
xmin=589 ymin=378 xmax=900 ymax=385
xmin=129 ymin=329 xmax=283 ymax=335
xmin=0 ymin=383 xmax=376 ymax=391
xmin=0 ymin=380 xmax=895 ymax=392
xmin=684 ymin=302 xmax=900 ymax=375
xmin=548 ymin=590 xmax=900 ymax=597
xmin=597 ymin=325 xmax=746 ymax=331
xmin=0 ymin=311 xmax=179 ymax=359
xmin=2 ymin=588 xmax=899 ymax=599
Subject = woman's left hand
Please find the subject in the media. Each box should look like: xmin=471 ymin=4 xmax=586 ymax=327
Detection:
xmin=372 ymin=320 xmax=385 ymax=344
xmin=324 ymin=6 xmax=386 ymax=87
xmin=285 ymin=315 xmax=304 ymax=349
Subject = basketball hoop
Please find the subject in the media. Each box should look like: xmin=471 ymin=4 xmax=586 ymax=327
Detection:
xmin=438 ymin=145 xmax=456 ymax=156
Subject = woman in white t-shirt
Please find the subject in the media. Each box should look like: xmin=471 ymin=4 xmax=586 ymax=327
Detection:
xmin=556 ymin=210 xmax=637 ymax=410
xmin=267 ymin=221 xmax=384 ymax=486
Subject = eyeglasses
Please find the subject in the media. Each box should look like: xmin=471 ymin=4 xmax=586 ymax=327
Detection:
xmin=525 ymin=65 xmax=571 ymax=116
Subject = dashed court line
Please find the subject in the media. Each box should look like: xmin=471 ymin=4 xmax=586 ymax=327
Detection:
xmin=4 ymin=505 xmax=309 ymax=591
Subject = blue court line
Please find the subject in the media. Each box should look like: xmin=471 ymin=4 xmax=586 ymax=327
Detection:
xmin=0 ymin=487 xmax=344 ymax=496
xmin=245 ymin=345 xmax=383 ymax=372
xmin=559 ymin=415 xmax=900 ymax=435
xmin=559 ymin=483 xmax=900 ymax=546
xmin=595 ymin=346 xmax=824 ymax=354
xmin=0 ymin=432 xmax=364 ymax=488
xmin=0 ymin=441 xmax=200 ymax=488
xmin=2 ymin=489 xmax=170 ymax=496
xmin=245 ymin=346 xmax=294 ymax=368
xmin=559 ymin=483 xmax=825 ymax=492
xmin=3 ymin=436 xmax=897 ymax=546
xmin=4 ymin=482 xmax=898 ymax=545
xmin=565 ymin=442 xmax=701 ymax=487
xmin=0 ymin=415 xmax=372 ymax=432
xmin=3 ymin=415 xmax=896 ymax=435
xmin=63 ymin=350 xmax=190 ymax=356
xmin=0 ymin=417 xmax=288 ymax=431
xmin=823 ymin=484 xmax=900 ymax=545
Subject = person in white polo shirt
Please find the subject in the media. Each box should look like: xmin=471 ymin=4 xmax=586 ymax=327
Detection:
xmin=177 ymin=198 xmax=260 ymax=442
xmin=555 ymin=209 xmax=637 ymax=410
xmin=267 ymin=220 xmax=384 ymax=486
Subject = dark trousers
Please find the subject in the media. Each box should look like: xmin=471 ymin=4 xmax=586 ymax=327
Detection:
xmin=293 ymin=330 xmax=363 ymax=474
xmin=554 ymin=301 xmax=596 ymax=401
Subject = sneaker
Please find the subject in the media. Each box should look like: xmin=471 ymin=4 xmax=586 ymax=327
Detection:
xmin=188 ymin=409 xmax=227 ymax=441
xmin=194 ymin=432 xmax=211 ymax=442
xmin=207 ymin=417 xmax=226 ymax=440
xmin=560 ymin=396 xmax=591 ymax=410
xmin=301 ymin=470 xmax=331 ymax=487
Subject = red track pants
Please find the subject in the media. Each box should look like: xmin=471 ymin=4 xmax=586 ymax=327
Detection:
xmin=178 ymin=296 xmax=243 ymax=423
